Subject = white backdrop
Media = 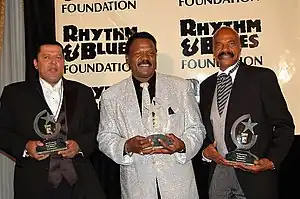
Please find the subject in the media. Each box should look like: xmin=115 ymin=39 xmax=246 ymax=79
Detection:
xmin=55 ymin=0 xmax=300 ymax=134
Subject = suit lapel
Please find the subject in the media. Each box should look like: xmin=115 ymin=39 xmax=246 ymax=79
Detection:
xmin=63 ymin=79 xmax=77 ymax=128
xmin=201 ymin=74 xmax=217 ymax=141
xmin=123 ymin=77 xmax=145 ymax=134
xmin=155 ymin=73 xmax=165 ymax=103
xmin=205 ymin=74 xmax=217 ymax=117
xmin=33 ymin=79 xmax=54 ymax=115
xmin=226 ymin=63 xmax=248 ymax=129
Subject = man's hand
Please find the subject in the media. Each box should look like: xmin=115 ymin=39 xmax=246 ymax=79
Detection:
xmin=25 ymin=140 xmax=49 ymax=161
xmin=58 ymin=140 xmax=80 ymax=158
xmin=234 ymin=158 xmax=275 ymax=173
xmin=203 ymin=141 xmax=235 ymax=166
xmin=152 ymin=133 xmax=185 ymax=154
xmin=125 ymin=136 xmax=153 ymax=155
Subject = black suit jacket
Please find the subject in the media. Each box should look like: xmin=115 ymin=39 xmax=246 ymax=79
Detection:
xmin=199 ymin=62 xmax=294 ymax=199
xmin=0 ymin=78 xmax=106 ymax=199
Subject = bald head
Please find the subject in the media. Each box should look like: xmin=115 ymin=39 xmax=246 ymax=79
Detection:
xmin=213 ymin=26 xmax=239 ymax=41
xmin=213 ymin=26 xmax=241 ymax=71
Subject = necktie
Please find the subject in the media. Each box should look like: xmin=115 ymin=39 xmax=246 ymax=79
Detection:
xmin=140 ymin=82 xmax=152 ymax=133
xmin=217 ymin=63 xmax=239 ymax=115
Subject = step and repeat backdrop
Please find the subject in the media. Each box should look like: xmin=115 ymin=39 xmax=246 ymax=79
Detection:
xmin=55 ymin=0 xmax=300 ymax=134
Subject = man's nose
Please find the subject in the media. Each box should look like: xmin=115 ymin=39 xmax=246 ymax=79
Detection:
xmin=140 ymin=52 xmax=149 ymax=60
xmin=222 ymin=44 xmax=230 ymax=51
xmin=49 ymin=58 xmax=57 ymax=63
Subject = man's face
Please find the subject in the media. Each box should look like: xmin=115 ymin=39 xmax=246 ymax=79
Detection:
xmin=126 ymin=38 xmax=157 ymax=82
xmin=213 ymin=28 xmax=241 ymax=70
xmin=34 ymin=44 xmax=64 ymax=86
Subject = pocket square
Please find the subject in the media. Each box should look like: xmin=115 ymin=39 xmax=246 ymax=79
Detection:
xmin=168 ymin=107 xmax=175 ymax=115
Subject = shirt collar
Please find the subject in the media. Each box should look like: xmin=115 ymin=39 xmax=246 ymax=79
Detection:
xmin=39 ymin=78 xmax=62 ymax=92
xmin=132 ymin=72 xmax=156 ymax=89
xmin=217 ymin=61 xmax=239 ymax=76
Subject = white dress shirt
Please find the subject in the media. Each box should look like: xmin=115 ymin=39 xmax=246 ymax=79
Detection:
xmin=217 ymin=62 xmax=239 ymax=83
xmin=40 ymin=78 xmax=63 ymax=121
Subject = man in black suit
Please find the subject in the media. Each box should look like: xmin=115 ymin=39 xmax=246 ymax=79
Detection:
xmin=199 ymin=27 xmax=294 ymax=199
xmin=0 ymin=41 xmax=106 ymax=199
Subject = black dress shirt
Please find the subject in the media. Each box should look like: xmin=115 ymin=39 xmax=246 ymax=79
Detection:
xmin=132 ymin=73 xmax=156 ymax=114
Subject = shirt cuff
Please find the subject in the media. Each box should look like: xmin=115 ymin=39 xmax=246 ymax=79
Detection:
xmin=78 ymin=150 xmax=84 ymax=157
xmin=123 ymin=142 xmax=133 ymax=157
xmin=270 ymin=161 xmax=276 ymax=170
xmin=23 ymin=149 xmax=29 ymax=158
xmin=202 ymin=151 xmax=212 ymax=162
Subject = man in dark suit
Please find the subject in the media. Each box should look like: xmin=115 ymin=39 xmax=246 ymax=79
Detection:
xmin=199 ymin=27 xmax=294 ymax=199
xmin=0 ymin=41 xmax=106 ymax=199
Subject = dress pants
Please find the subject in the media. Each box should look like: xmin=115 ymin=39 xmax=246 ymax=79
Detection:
xmin=209 ymin=165 xmax=246 ymax=199
xmin=46 ymin=178 xmax=74 ymax=199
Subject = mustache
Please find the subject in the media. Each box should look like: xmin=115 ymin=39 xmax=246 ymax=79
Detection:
xmin=137 ymin=60 xmax=152 ymax=66
xmin=218 ymin=51 xmax=234 ymax=59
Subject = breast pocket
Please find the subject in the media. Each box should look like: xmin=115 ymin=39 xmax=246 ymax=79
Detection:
xmin=166 ymin=106 xmax=184 ymax=135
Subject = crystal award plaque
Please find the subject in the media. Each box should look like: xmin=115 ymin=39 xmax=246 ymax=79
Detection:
xmin=33 ymin=110 xmax=67 ymax=155
xmin=225 ymin=114 xmax=259 ymax=165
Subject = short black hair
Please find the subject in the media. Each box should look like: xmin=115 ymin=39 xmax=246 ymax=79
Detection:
xmin=125 ymin=31 xmax=157 ymax=55
xmin=34 ymin=40 xmax=64 ymax=59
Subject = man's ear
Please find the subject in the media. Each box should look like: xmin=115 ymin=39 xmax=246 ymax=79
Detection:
xmin=33 ymin=59 xmax=38 ymax=70
xmin=125 ymin=55 xmax=132 ymax=70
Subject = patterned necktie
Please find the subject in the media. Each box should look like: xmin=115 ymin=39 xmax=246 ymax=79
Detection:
xmin=217 ymin=62 xmax=239 ymax=115
xmin=140 ymin=82 xmax=152 ymax=132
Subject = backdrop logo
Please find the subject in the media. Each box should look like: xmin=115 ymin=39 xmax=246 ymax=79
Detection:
xmin=62 ymin=25 xmax=137 ymax=74
xmin=180 ymin=19 xmax=263 ymax=69
xmin=178 ymin=0 xmax=258 ymax=7
xmin=61 ymin=1 xmax=137 ymax=14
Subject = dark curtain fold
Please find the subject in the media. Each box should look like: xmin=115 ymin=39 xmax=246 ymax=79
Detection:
xmin=24 ymin=0 xmax=55 ymax=81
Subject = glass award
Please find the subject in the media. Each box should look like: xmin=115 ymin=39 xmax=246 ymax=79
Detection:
xmin=145 ymin=97 xmax=172 ymax=148
xmin=225 ymin=114 xmax=259 ymax=165
xmin=33 ymin=110 xmax=67 ymax=155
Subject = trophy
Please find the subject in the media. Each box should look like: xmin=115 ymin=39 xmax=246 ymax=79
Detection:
xmin=225 ymin=114 xmax=259 ymax=165
xmin=145 ymin=97 xmax=172 ymax=148
xmin=33 ymin=110 xmax=67 ymax=155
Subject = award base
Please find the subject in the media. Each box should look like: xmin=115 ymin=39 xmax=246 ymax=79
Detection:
xmin=146 ymin=134 xmax=172 ymax=149
xmin=36 ymin=139 xmax=67 ymax=155
xmin=225 ymin=150 xmax=259 ymax=166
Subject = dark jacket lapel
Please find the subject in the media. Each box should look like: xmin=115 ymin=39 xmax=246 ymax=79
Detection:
xmin=226 ymin=62 xmax=248 ymax=123
xmin=200 ymin=73 xmax=217 ymax=142
xmin=32 ymin=78 xmax=53 ymax=115
xmin=32 ymin=78 xmax=77 ymax=127
xmin=205 ymin=74 xmax=217 ymax=116
xmin=62 ymin=78 xmax=77 ymax=129
xmin=225 ymin=62 xmax=249 ymax=148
